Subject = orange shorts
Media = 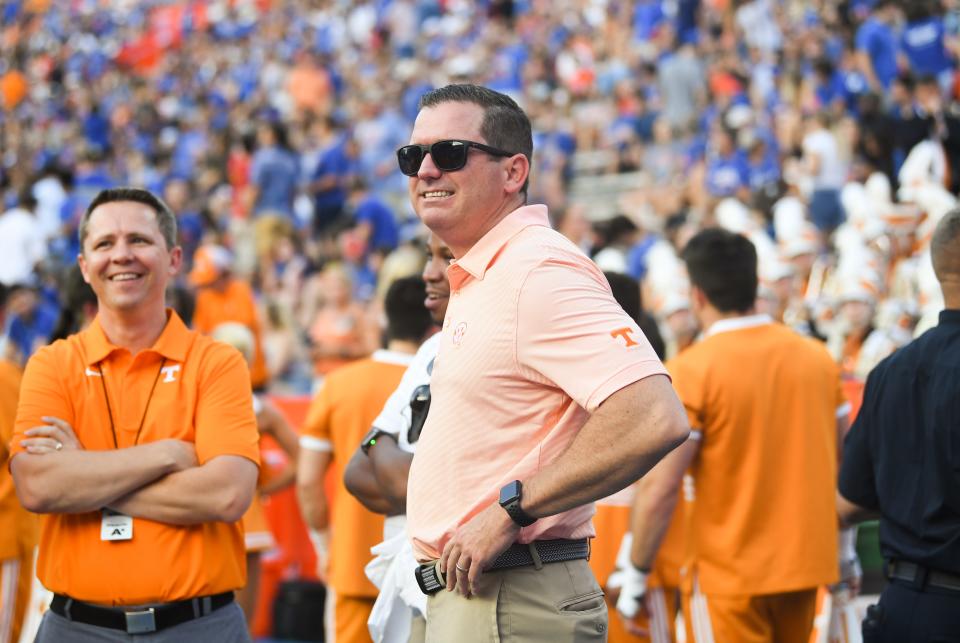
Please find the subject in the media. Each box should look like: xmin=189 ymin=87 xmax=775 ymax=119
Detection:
xmin=683 ymin=584 xmax=817 ymax=643
xmin=611 ymin=585 xmax=679 ymax=643
xmin=335 ymin=594 xmax=375 ymax=643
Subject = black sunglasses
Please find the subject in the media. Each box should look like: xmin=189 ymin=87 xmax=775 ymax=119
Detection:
xmin=407 ymin=384 xmax=431 ymax=445
xmin=396 ymin=139 xmax=514 ymax=176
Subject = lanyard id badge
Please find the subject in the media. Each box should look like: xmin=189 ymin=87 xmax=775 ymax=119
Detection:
xmin=101 ymin=509 xmax=133 ymax=541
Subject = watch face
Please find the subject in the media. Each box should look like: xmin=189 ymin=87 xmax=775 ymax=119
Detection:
xmin=361 ymin=428 xmax=384 ymax=454
xmin=499 ymin=480 xmax=521 ymax=505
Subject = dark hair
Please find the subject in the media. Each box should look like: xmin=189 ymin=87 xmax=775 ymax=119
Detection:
xmin=419 ymin=84 xmax=533 ymax=194
xmin=384 ymin=275 xmax=433 ymax=343
xmin=931 ymin=206 xmax=960 ymax=282
xmin=50 ymin=265 xmax=97 ymax=341
xmin=681 ymin=228 xmax=758 ymax=313
xmin=80 ymin=187 xmax=178 ymax=251
xmin=604 ymin=271 xmax=666 ymax=360
xmin=16 ymin=184 xmax=37 ymax=211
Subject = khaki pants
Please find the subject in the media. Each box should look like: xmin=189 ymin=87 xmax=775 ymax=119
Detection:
xmin=425 ymin=559 xmax=608 ymax=643
xmin=409 ymin=612 xmax=426 ymax=643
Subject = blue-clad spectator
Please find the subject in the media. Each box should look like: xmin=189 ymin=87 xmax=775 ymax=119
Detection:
xmin=5 ymin=283 xmax=58 ymax=364
xmin=838 ymin=46 xmax=871 ymax=113
xmin=901 ymin=3 xmax=955 ymax=93
xmin=52 ymin=150 xmax=114 ymax=265
xmin=81 ymin=103 xmax=110 ymax=154
xmin=348 ymin=177 xmax=400 ymax=256
xmin=813 ymin=58 xmax=847 ymax=112
xmin=704 ymin=127 xmax=750 ymax=199
xmin=746 ymin=135 xmax=781 ymax=194
xmin=250 ymin=121 xmax=300 ymax=220
xmin=162 ymin=177 xmax=205 ymax=269
xmin=855 ymin=0 xmax=901 ymax=91
xmin=633 ymin=0 xmax=665 ymax=43
xmin=309 ymin=119 xmax=356 ymax=238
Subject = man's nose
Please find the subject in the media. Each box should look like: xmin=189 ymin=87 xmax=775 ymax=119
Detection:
xmin=109 ymin=241 xmax=135 ymax=261
xmin=417 ymin=152 xmax=443 ymax=178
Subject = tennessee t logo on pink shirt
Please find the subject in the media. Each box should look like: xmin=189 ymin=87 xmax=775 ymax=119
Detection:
xmin=610 ymin=327 xmax=639 ymax=347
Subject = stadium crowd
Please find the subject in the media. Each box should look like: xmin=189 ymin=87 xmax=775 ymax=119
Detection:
xmin=1 ymin=0 xmax=960 ymax=641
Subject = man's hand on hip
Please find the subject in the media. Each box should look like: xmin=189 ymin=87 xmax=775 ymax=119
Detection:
xmin=440 ymin=502 xmax=520 ymax=598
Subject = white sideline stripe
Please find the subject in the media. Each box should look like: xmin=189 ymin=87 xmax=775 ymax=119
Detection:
xmin=691 ymin=578 xmax=715 ymax=643
xmin=0 ymin=559 xmax=20 ymax=643
xmin=299 ymin=436 xmax=333 ymax=452
xmin=649 ymin=586 xmax=671 ymax=643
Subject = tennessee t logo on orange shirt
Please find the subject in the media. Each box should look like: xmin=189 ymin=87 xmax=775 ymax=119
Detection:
xmin=610 ymin=327 xmax=639 ymax=347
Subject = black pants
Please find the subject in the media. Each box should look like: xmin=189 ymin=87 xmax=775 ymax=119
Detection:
xmin=863 ymin=580 xmax=960 ymax=642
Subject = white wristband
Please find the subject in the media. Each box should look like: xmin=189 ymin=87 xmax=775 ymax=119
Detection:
xmin=839 ymin=526 xmax=858 ymax=560
xmin=615 ymin=565 xmax=649 ymax=619
xmin=308 ymin=528 xmax=330 ymax=557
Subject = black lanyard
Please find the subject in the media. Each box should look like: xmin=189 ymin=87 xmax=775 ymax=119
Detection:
xmin=98 ymin=359 xmax=166 ymax=449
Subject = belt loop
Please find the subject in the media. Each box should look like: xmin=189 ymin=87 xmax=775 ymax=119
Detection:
xmin=528 ymin=542 xmax=543 ymax=570
xmin=64 ymin=598 xmax=73 ymax=621
xmin=191 ymin=598 xmax=200 ymax=619
xmin=202 ymin=595 xmax=212 ymax=616
xmin=916 ymin=564 xmax=930 ymax=591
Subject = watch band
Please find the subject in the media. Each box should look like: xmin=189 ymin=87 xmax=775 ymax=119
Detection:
xmin=360 ymin=429 xmax=396 ymax=455
xmin=499 ymin=480 xmax=537 ymax=527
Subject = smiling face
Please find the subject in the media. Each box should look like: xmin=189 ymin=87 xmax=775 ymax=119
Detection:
xmin=422 ymin=233 xmax=453 ymax=324
xmin=78 ymin=201 xmax=182 ymax=314
xmin=407 ymin=101 xmax=524 ymax=257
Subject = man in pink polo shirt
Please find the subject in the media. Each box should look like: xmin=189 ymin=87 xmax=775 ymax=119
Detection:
xmin=399 ymin=84 xmax=690 ymax=641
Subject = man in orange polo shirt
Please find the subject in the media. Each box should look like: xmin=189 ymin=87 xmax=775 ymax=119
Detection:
xmin=619 ymin=228 xmax=851 ymax=643
xmin=0 ymin=313 xmax=33 ymax=643
xmin=400 ymin=84 xmax=689 ymax=641
xmin=189 ymin=244 xmax=269 ymax=390
xmin=9 ymin=187 xmax=260 ymax=641
xmin=297 ymin=276 xmax=434 ymax=643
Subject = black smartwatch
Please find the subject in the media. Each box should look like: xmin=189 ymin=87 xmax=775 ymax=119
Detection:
xmin=360 ymin=428 xmax=397 ymax=455
xmin=499 ymin=480 xmax=537 ymax=527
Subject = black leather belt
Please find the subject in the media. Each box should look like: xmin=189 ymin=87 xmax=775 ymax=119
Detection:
xmin=886 ymin=560 xmax=960 ymax=593
xmin=415 ymin=538 xmax=591 ymax=595
xmin=50 ymin=591 xmax=234 ymax=634
xmin=488 ymin=538 xmax=590 ymax=571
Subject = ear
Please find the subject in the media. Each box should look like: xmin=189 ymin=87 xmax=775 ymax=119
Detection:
xmin=690 ymin=285 xmax=707 ymax=310
xmin=168 ymin=246 xmax=183 ymax=276
xmin=502 ymin=153 xmax=531 ymax=196
xmin=77 ymin=254 xmax=92 ymax=285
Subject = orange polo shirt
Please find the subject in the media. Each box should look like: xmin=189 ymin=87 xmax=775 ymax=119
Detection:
xmin=193 ymin=278 xmax=269 ymax=389
xmin=300 ymin=350 xmax=411 ymax=598
xmin=0 ymin=359 xmax=36 ymax=562
xmin=407 ymin=205 xmax=668 ymax=562
xmin=668 ymin=315 xmax=846 ymax=596
xmin=10 ymin=311 xmax=260 ymax=605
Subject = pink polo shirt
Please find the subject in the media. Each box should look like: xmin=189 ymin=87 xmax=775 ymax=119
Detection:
xmin=406 ymin=204 xmax=667 ymax=562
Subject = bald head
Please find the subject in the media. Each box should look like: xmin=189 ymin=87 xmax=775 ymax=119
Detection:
xmin=932 ymin=207 xmax=960 ymax=308
xmin=932 ymin=208 xmax=960 ymax=279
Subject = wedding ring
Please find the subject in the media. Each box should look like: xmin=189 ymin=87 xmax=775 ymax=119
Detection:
xmin=455 ymin=564 xmax=468 ymax=572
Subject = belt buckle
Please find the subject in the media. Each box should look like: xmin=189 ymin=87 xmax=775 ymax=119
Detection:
xmin=124 ymin=608 xmax=157 ymax=634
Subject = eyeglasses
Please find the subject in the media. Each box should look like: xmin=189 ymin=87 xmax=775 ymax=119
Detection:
xmin=396 ymin=139 xmax=514 ymax=176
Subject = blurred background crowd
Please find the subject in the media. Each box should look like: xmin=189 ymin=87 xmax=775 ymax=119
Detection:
xmin=1 ymin=0 xmax=958 ymax=395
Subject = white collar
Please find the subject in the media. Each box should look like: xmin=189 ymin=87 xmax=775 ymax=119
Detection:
xmin=372 ymin=349 xmax=416 ymax=366
xmin=704 ymin=314 xmax=774 ymax=338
